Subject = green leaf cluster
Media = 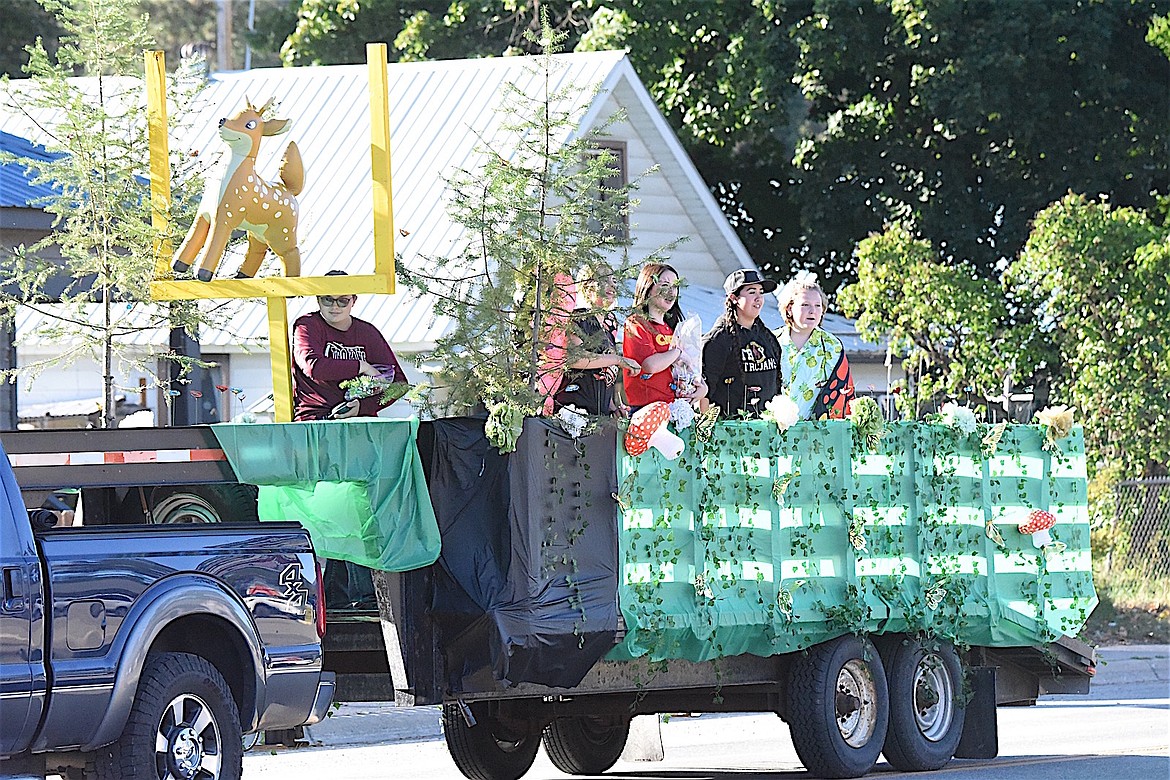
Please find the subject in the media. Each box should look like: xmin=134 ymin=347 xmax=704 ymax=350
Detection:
xmin=839 ymin=222 xmax=1007 ymax=417
xmin=1008 ymin=194 xmax=1170 ymax=479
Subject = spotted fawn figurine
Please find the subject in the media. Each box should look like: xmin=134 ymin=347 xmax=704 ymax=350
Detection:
xmin=173 ymin=98 xmax=303 ymax=281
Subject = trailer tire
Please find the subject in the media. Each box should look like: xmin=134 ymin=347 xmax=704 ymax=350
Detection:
xmin=881 ymin=638 xmax=965 ymax=771
xmin=543 ymin=715 xmax=631 ymax=775
xmin=149 ymin=484 xmax=259 ymax=525
xmin=787 ymin=635 xmax=889 ymax=779
xmin=442 ymin=702 xmax=540 ymax=780
xmin=94 ymin=651 xmax=242 ymax=780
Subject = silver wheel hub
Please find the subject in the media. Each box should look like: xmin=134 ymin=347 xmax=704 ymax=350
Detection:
xmin=912 ymin=652 xmax=954 ymax=742
xmin=157 ymin=692 xmax=222 ymax=779
xmin=835 ymin=658 xmax=879 ymax=748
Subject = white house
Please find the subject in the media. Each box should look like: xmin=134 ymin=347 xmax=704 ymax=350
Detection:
xmin=2 ymin=52 xmax=896 ymax=423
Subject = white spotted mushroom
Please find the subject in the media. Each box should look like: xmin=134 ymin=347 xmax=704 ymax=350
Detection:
xmin=624 ymin=401 xmax=684 ymax=460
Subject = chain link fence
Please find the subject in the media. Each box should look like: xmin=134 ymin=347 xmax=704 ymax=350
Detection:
xmin=1099 ymin=478 xmax=1170 ymax=605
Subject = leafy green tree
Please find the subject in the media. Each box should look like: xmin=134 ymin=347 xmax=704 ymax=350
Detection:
xmin=838 ymin=222 xmax=1008 ymax=418
xmin=792 ymin=0 xmax=1169 ymax=282
xmin=396 ymin=17 xmax=659 ymax=448
xmin=0 ymin=0 xmax=225 ymax=428
xmin=1006 ymin=194 xmax=1170 ymax=479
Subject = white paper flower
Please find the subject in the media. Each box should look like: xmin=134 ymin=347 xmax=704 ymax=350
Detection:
xmin=939 ymin=402 xmax=978 ymax=435
xmin=556 ymin=405 xmax=589 ymax=439
xmin=669 ymin=398 xmax=696 ymax=430
xmin=762 ymin=394 xmax=800 ymax=432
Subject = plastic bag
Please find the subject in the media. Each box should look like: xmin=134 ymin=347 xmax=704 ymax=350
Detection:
xmin=671 ymin=315 xmax=703 ymax=398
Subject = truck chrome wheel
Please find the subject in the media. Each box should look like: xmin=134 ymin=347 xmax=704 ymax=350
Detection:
xmin=96 ymin=652 xmax=242 ymax=780
xmin=836 ymin=658 xmax=880 ymax=748
xmin=156 ymin=693 xmax=222 ymax=779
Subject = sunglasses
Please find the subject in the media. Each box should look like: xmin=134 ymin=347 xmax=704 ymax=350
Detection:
xmin=318 ymin=296 xmax=354 ymax=307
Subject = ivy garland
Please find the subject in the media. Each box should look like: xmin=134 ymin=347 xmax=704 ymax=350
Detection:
xmin=610 ymin=419 xmax=1097 ymax=665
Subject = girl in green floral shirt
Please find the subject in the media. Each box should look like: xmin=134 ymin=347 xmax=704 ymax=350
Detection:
xmin=776 ymin=272 xmax=855 ymax=419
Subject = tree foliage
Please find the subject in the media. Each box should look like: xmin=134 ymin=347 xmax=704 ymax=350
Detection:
xmin=1006 ymin=194 xmax=1170 ymax=478
xmin=0 ymin=0 xmax=226 ymax=427
xmin=396 ymin=18 xmax=656 ymax=439
xmin=276 ymin=0 xmax=1168 ymax=298
xmin=839 ymin=222 xmax=1007 ymax=418
xmin=793 ymin=0 xmax=1169 ymax=282
xmin=0 ymin=0 xmax=61 ymax=79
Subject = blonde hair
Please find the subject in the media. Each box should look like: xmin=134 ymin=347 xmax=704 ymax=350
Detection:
xmin=778 ymin=271 xmax=829 ymax=327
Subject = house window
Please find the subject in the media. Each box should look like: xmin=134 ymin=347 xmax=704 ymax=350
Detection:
xmin=589 ymin=141 xmax=628 ymax=240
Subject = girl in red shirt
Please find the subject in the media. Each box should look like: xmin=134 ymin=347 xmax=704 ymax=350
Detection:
xmin=622 ymin=263 xmax=707 ymax=409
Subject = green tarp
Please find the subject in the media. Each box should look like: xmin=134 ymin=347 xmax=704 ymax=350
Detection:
xmin=210 ymin=418 xmax=440 ymax=571
xmin=611 ymin=420 xmax=1096 ymax=663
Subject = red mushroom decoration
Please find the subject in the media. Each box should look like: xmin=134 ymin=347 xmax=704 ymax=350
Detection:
xmin=624 ymin=401 xmax=684 ymax=460
xmin=1018 ymin=509 xmax=1057 ymax=549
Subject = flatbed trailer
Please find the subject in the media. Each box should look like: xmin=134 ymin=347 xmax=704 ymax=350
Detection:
xmin=1 ymin=415 xmax=1098 ymax=779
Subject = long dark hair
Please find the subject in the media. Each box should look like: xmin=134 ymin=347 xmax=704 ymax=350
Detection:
xmin=632 ymin=263 xmax=683 ymax=330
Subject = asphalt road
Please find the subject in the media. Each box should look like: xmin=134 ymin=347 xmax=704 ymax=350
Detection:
xmin=243 ymin=645 xmax=1169 ymax=780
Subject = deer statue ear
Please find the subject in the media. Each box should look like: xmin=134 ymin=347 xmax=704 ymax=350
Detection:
xmin=263 ymin=118 xmax=290 ymax=136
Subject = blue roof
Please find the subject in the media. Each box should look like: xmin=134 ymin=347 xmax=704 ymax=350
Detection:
xmin=0 ymin=130 xmax=61 ymax=208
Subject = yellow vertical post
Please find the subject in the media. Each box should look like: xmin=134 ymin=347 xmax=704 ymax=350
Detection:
xmin=267 ymin=297 xmax=294 ymax=422
xmin=367 ymin=42 xmax=395 ymax=292
xmin=144 ymin=50 xmax=172 ymax=277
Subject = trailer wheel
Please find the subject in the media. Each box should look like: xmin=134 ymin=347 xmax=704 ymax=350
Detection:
xmin=149 ymin=485 xmax=259 ymax=525
xmin=787 ymin=635 xmax=889 ymax=779
xmin=442 ymin=702 xmax=540 ymax=780
xmin=95 ymin=651 xmax=242 ymax=780
xmin=543 ymin=714 xmax=631 ymax=775
xmin=881 ymin=638 xmax=965 ymax=771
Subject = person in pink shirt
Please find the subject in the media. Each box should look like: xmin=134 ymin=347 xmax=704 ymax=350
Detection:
xmin=291 ymin=270 xmax=407 ymax=421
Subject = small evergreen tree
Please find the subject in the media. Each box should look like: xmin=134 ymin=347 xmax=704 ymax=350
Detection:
xmin=399 ymin=15 xmax=674 ymax=449
xmin=0 ymin=0 xmax=223 ymax=428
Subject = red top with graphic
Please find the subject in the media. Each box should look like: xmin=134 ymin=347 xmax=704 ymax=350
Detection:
xmin=622 ymin=316 xmax=676 ymax=407
xmin=291 ymin=311 xmax=406 ymax=421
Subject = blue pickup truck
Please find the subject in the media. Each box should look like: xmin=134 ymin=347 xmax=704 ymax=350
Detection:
xmin=0 ymin=435 xmax=334 ymax=780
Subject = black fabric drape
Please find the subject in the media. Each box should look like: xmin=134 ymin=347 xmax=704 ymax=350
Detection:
xmin=421 ymin=417 xmax=620 ymax=692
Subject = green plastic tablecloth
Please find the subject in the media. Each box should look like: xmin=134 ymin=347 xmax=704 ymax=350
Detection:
xmin=610 ymin=420 xmax=1096 ymax=662
xmin=210 ymin=418 xmax=440 ymax=571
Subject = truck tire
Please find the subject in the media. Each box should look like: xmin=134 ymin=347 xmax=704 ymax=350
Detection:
xmin=95 ymin=652 xmax=243 ymax=780
xmin=880 ymin=638 xmax=965 ymax=771
xmin=787 ymin=635 xmax=889 ymax=779
xmin=543 ymin=714 xmax=631 ymax=774
xmin=149 ymin=485 xmax=259 ymax=525
xmin=442 ymin=702 xmax=540 ymax=780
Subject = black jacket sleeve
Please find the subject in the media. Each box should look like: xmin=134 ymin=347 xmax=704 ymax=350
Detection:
xmin=702 ymin=328 xmax=736 ymax=414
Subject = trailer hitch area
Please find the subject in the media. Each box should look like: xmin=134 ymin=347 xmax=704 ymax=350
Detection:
xmin=457 ymin=699 xmax=477 ymax=728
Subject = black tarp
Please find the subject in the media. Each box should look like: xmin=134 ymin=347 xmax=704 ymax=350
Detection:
xmin=419 ymin=417 xmax=620 ymax=692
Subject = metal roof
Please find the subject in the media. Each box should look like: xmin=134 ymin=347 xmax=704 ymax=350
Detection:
xmin=0 ymin=130 xmax=61 ymax=207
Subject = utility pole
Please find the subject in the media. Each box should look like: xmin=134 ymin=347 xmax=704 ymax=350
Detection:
xmin=217 ymin=0 xmax=234 ymax=72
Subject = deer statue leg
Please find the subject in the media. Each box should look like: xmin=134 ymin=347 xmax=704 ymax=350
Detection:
xmin=194 ymin=211 xmax=237 ymax=282
xmin=173 ymin=216 xmax=210 ymax=274
xmin=236 ymin=235 xmax=270 ymax=279
xmin=276 ymin=245 xmax=301 ymax=277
